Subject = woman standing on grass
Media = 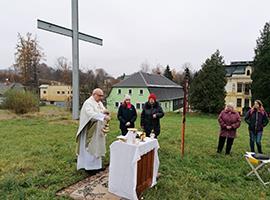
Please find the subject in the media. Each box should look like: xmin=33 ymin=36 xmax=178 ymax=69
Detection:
xmin=244 ymin=100 xmax=269 ymax=154
xmin=141 ymin=93 xmax=164 ymax=138
xmin=217 ymin=103 xmax=241 ymax=155
xmin=117 ymin=94 xmax=137 ymax=135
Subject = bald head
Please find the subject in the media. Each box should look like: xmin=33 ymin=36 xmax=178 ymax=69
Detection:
xmin=92 ymin=88 xmax=103 ymax=95
xmin=92 ymin=88 xmax=104 ymax=102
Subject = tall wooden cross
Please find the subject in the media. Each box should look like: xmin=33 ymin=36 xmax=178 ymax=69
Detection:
xmin=37 ymin=0 xmax=103 ymax=119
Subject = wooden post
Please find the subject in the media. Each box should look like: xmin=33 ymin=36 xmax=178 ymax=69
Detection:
xmin=181 ymin=79 xmax=188 ymax=158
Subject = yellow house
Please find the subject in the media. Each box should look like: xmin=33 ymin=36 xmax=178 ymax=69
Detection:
xmin=40 ymin=84 xmax=72 ymax=103
xmin=225 ymin=61 xmax=253 ymax=114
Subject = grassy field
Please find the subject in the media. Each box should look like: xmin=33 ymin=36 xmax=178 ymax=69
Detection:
xmin=1 ymin=106 xmax=270 ymax=200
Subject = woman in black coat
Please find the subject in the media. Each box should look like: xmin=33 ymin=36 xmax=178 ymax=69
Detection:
xmin=117 ymin=94 xmax=137 ymax=135
xmin=141 ymin=93 xmax=164 ymax=138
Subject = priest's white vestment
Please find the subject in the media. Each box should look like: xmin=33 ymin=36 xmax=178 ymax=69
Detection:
xmin=76 ymin=96 xmax=107 ymax=170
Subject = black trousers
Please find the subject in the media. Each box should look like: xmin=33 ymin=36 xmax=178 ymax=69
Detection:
xmin=217 ymin=136 xmax=234 ymax=154
xmin=120 ymin=124 xmax=135 ymax=136
xmin=121 ymin=128 xmax=128 ymax=136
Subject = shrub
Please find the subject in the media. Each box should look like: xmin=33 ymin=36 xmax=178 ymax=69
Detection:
xmin=2 ymin=90 xmax=39 ymax=114
xmin=39 ymin=101 xmax=46 ymax=107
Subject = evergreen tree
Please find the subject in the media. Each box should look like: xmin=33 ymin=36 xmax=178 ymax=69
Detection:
xmin=189 ymin=50 xmax=227 ymax=113
xmin=163 ymin=65 xmax=173 ymax=80
xmin=183 ymin=67 xmax=194 ymax=86
xmin=184 ymin=67 xmax=190 ymax=81
xmin=251 ymin=22 xmax=270 ymax=112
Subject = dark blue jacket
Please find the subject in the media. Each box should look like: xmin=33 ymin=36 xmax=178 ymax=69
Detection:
xmin=245 ymin=108 xmax=269 ymax=133
xmin=141 ymin=101 xmax=164 ymax=136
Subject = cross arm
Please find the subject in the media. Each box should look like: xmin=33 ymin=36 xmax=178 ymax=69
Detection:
xmin=37 ymin=19 xmax=103 ymax=46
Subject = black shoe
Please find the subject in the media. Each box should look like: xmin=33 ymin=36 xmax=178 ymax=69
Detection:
xmin=98 ymin=167 xmax=106 ymax=172
xmin=85 ymin=168 xmax=105 ymax=175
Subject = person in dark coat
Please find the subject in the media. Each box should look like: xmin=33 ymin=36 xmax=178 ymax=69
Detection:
xmin=245 ymin=100 xmax=269 ymax=153
xmin=141 ymin=93 xmax=164 ymax=138
xmin=217 ymin=103 xmax=241 ymax=155
xmin=117 ymin=94 xmax=137 ymax=135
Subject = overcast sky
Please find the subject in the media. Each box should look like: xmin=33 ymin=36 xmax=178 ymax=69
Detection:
xmin=0 ymin=0 xmax=269 ymax=77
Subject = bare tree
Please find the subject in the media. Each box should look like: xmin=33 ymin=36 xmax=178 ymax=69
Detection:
xmin=79 ymin=67 xmax=116 ymax=105
xmin=38 ymin=63 xmax=53 ymax=82
xmin=152 ymin=64 xmax=164 ymax=75
xmin=14 ymin=33 xmax=44 ymax=93
xmin=171 ymin=62 xmax=196 ymax=87
xmin=140 ymin=60 xmax=151 ymax=73
xmin=95 ymin=68 xmax=109 ymax=86
xmin=55 ymin=56 xmax=71 ymax=85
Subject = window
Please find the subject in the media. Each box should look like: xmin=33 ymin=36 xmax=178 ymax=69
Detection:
xmin=142 ymin=103 xmax=145 ymax=109
xmin=247 ymin=70 xmax=250 ymax=76
xmin=244 ymin=84 xmax=250 ymax=95
xmin=139 ymin=89 xmax=143 ymax=95
xmin=237 ymin=98 xmax=242 ymax=107
xmin=62 ymin=91 xmax=65 ymax=94
xmin=71 ymin=91 xmax=72 ymax=94
xmin=237 ymin=83 xmax=242 ymax=93
xmin=118 ymin=89 xmax=121 ymax=94
xmin=57 ymin=91 xmax=60 ymax=94
xmin=115 ymin=102 xmax=119 ymax=108
xmin=136 ymin=103 xmax=140 ymax=109
xmin=165 ymin=103 xmax=168 ymax=109
xmin=180 ymin=99 xmax=184 ymax=104
xmin=43 ymin=91 xmax=47 ymax=94
xmin=67 ymin=91 xmax=69 ymax=94
xmin=129 ymin=89 xmax=132 ymax=95
xmin=244 ymin=99 xmax=249 ymax=107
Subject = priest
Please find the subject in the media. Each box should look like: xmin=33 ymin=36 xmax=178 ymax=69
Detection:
xmin=76 ymin=88 xmax=110 ymax=171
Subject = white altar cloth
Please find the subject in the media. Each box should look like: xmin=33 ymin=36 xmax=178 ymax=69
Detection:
xmin=108 ymin=137 xmax=160 ymax=200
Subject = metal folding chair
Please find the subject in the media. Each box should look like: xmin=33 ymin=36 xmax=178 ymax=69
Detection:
xmin=244 ymin=152 xmax=270 ymax=186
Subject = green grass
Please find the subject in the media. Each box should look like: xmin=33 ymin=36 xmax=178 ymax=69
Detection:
xmin=1 ymin=107 xmax=270 ymax=199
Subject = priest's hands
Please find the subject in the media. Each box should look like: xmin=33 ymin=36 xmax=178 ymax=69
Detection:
xmin=103 ymin=109 xmax=111 ymax=122
xmin=125 ymin=122 xmax=131 ymax=126
xmin=103 ymin=109 xmax=110 ymax=115
xmin=104 ymin=115 xmax=111 ymax=121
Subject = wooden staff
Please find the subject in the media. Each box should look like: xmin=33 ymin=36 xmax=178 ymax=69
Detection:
xmin=181 ymin=79 xmax=188 ymax=158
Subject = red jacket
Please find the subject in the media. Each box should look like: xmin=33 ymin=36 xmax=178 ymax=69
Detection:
xmin=218 ymin=109 xmax=241 ymax=138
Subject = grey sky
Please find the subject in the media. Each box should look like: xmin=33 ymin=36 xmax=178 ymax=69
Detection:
xmin=0 ymin=0 xmax=269 ymax=77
